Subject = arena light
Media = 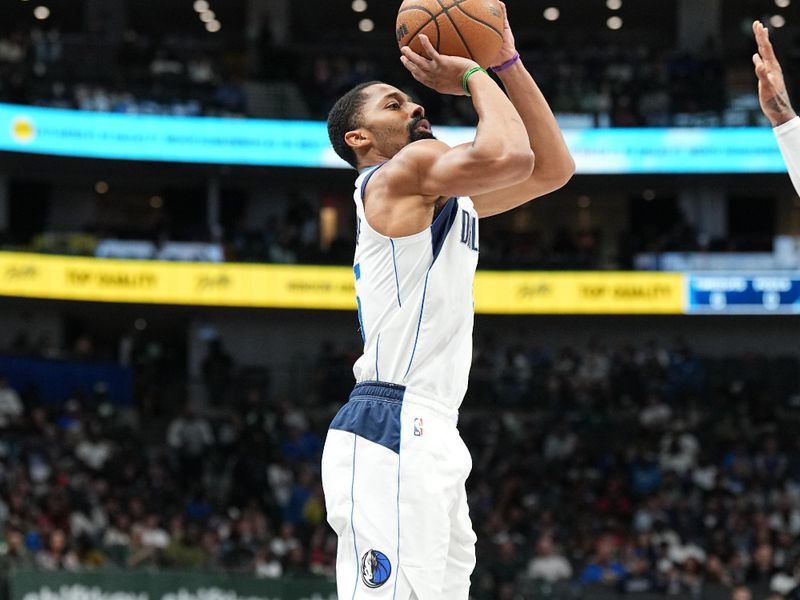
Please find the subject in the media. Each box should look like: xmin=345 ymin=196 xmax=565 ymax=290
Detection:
xmin=543 ymin=7 xmax=560 ymax=21
xmin=200 ymin=10 xmax=216 ymax=23
xmin=770 ymin=14 xmax=786 ymax=27
xmin=607 ymin=16 xmax=623 ymax=29
xmin=205 ymin=20 xmax=221 ymax=32
xmin=193 ymin=0 xmax=209 ymax=11
xmin=149 ymin=196 xmax=163 ymax=209
xmin=359 ymin=18 xmax=375 ymax=32
xmin=351 ymin=0 xmax=368 ymax=13
xmin=775 ymin=0 xmax=791 ymax=7
xmin=95 ymin=181 xmax=109 ymax=194
xmin=606 ymin=0 xmax=622 ymax=9
xmin=33 ymin=5 xmax=50 ymax=19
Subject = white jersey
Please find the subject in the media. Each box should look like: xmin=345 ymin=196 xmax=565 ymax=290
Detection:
xmin=351 ymin=164 xmax=479 ymax=411
xmin=775 ymin=116 xmax=800 ymax=197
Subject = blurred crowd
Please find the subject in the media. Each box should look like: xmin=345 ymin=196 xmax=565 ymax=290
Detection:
xmin=6 ymin=191 xmax=735 ymax=272
xmin=0 ymin=375 xmax=334 ymax=581
xmin=463 ymin=339 xmax=800 ymax=599
xmin=0 ymin=25 xmax=774 ymax=128
xmin=2 ymin=335 xmax=795 ymax=598
xmin=298 ymin=41 xmax=740 ymax=128
xmin=0 ymin=29 xmax=245 ymax=116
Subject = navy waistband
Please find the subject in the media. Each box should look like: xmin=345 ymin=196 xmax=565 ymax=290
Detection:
xmin=330 ymin=381 xmax=404 ymax=454
xmin=349 ymin=381 xmax=406 ymax=404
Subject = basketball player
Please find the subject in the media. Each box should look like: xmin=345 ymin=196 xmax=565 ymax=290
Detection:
xmin=321 ymin=4 xmax=574 ymax=599
xmin=753 ymin=20 xmax=800 ymax=193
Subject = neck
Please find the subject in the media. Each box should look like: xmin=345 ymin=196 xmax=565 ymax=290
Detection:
xmin=358 ymin=161 xmax=385 ymax=174
xmin=358 ymin=148 xmax=395 ymax=173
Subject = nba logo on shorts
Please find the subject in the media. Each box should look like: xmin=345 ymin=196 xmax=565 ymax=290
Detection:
xmin=361 ymin=549 xmax=392 ymax=588
xmin=413 ymin=417 xmax=423 ymax=436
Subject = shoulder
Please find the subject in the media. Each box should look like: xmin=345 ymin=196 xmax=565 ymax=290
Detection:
xmin=376 ymin=139 xmax=452 ymax=194
xmin=391 ymin=139 xmax=451 ymax=169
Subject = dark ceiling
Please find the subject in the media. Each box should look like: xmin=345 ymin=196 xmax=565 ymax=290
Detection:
xmin=3 ymin=0 xmax=799 ymax=51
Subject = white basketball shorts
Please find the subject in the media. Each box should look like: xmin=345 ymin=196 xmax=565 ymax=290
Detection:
xmin=321 ymin=381 xmax=476 ymax=599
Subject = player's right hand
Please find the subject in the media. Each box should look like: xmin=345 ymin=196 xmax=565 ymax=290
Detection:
xmin=400 ymin=35 xmax=479 ymax=96
xmin=753 ymin=20 xmax=797 ymax=126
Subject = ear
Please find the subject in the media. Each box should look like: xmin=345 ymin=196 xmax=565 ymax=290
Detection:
xmin=345 ymin=128 xmax=371 ymax=153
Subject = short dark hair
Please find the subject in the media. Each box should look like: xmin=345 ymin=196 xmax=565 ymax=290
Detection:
xmin=327 ymin=81 xmax=382 ymax=169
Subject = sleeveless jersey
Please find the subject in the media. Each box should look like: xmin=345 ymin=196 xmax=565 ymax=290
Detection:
xmin=351 ymin=164 xmax=480 ymax=411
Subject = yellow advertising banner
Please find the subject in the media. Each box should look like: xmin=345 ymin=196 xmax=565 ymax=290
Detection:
xmin=0 ymin=252 xmax=685 ymax=314
xmin=474 ymin=271 xmax=685 ymax=314
xmin=0 ymin=253 xmax=356 ymax=309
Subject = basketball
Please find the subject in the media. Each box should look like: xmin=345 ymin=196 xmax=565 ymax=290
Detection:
xmin=396 ymin=0 xmax=505 ymax=68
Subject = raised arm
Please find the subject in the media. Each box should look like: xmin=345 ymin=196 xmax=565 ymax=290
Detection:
xmin=753 ymin=20 xmax=796 ymax=126
xmin=471 ymin=3 xmax=575 ymax=217
xmin=395 ymin=35 xmax=534 ymax=199
xmin=753 ymin=20 xmax=800 ymax=197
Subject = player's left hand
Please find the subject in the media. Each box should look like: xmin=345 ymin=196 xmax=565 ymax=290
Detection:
xmin=489 ymin=2 xmax=518 ymax=69
xmin=753 ymin=20 xmax=797 ymax=126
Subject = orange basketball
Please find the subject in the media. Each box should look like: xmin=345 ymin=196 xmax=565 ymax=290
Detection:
xmin=396 ymin=0 xmax=505 ymax=68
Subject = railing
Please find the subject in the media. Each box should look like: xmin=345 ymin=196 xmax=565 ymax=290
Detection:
xmin=0 ymin=569 xmax=775 ymax=600
xmin=4 ymin=569 xmax=335 ymax=600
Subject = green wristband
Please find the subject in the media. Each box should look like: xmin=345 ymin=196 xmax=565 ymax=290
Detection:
xmin=462 ymin=66 xmax=487 ymax=96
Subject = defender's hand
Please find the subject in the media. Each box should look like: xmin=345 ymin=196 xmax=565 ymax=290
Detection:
xmin=401 ymin=35 xmax=478 ymax=96
xmin=490 ymin=2 xmax=517 ymax=68
xmin=753 ymin=20 xmax=797 ymax=126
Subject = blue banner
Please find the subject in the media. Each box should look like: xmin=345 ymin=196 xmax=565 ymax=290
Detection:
xmin=687 ymin=274 xmax=800 ymax=314
xmin=0 ymin=103 xmax=789 ymax=174
xmin=0 ymin=355 xmax=133 ymax=405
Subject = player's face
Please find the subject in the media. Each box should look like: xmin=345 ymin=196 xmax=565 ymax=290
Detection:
xmin=360 ymin=84 xmax=435 ymax=156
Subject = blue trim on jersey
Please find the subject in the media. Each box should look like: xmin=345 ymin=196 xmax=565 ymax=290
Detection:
xmin=430 ymin=197 xmax=459 ymax=262
xmin=360 ymin=163 xmax=386 ymax=199
xmin=330 ymin=382 xmax=405 ymax=454
xmin=356 ymin=296 xmax=366 ymax=344
xmin=375 ymin=333 xmax=381 ymax=381
xmin=353 ymin=263 xmax=361 ymax=280
xmin=390 ymin=239 xmax=402 ymax=307
xmin=350 ymin=434 xmax=359 ymax=600
xmin=403 ymin=270 xmax=429 ymax=379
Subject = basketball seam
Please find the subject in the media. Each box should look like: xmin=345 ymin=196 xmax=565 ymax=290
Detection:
xmin=398 ymin=5 xmax=442 ymax=16
xmin=398 ymin=6 xmax=443 ymax=52
xmin=432 ymin=0 xmax=476 ymax=61
xmin=453 ymin=3 xmax=504 ymax=39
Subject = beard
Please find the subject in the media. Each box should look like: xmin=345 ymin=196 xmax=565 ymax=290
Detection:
xmin=408 ymin=116 xmax=436 ymax=142
xmin=410 ymin=129 xmax=435 ymax=142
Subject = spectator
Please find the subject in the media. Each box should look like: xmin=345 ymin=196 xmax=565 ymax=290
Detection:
xmin=543 ymin=423 xmax=577 ymax=462
xmin=163 ymin=521 xmax=207 ymax=568
xmin=166 ymin=405 xmax=214 ymax=486
xmin=732 ymin=586 xmax=753 ymax=600
xmin=202 ymin=339 xmax=233 ymax=406
xmin=0 ymin=376 xmax=22 ymax=429
xmin=139 ymin=514 xmax=170 ymax=551
xmin=579 ymin=536 xmax=628 ymax=585
xmin=254 ymin=545 xmax=282 ymax=578
xmin=526 ymin=534 xmax=573 ymax=583
xmin=74 ymin=420 xmax=113 ymax=471
xmin=127 ymin=527 xmax=159 ymax=568
xmin=35 ymin=530 xmax=80 ymax=571
xmin=0 ymin=529 xmax=34 ymax=574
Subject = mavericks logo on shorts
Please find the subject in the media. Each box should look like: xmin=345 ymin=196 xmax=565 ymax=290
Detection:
xmin=361 ymin=549 xmax=392 ymax=588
